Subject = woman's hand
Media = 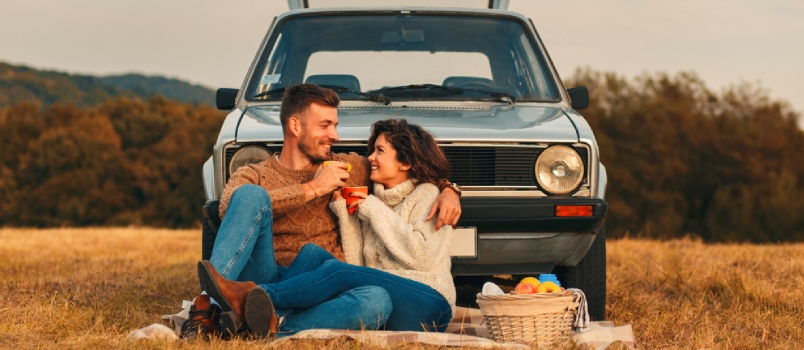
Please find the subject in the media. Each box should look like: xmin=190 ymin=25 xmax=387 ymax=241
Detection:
xmin=347 ymin=191 xmax=367 ymax=212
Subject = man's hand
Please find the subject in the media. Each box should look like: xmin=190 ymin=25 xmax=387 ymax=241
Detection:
xmin=331 ymin=189 xmax=344 ymax=202
xmin=427 ymin=187 xmax=461 ymax=230
xmin=309 ymin=162 xmax=349 ymax=199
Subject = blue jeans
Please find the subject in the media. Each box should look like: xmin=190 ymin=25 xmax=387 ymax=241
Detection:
xmin=208 ymin=185 xmax=392 ymax=334
xmin=210 ymin=184 xmax=279 ymax=284
xmin=260 ymin=243 xmax=453 ymax=332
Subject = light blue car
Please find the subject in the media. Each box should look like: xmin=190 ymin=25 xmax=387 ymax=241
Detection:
xmin=202 ymin=0 xmax=608 ymax=320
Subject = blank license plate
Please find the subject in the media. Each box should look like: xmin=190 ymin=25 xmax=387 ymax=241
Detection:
xmin=450 ymin=227 xmax=477 ymax=257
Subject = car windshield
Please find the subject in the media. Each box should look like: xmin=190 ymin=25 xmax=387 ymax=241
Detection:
xmin=248 ymin=13 xmax=560 ymax=102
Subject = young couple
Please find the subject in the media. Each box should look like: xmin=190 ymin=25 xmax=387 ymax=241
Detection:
xmin=182 ymin=83 xmax=460 ymax=339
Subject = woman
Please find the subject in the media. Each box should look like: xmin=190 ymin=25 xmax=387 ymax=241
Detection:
xmin=198 ymin=118 xmax=455 ymax=338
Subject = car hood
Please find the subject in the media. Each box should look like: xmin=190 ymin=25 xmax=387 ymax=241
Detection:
xmin=236 ymin=104 xmax=578 ymax=143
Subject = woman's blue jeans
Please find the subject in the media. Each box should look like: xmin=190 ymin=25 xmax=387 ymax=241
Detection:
xmin=260 ymin=243 xmax=453 ymax=333
xmin=207 ymin=185 xmax=392 ymax=335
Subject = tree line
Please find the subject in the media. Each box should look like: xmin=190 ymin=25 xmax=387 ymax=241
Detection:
xmin=1 ymin=69 xmax=802 ymax=242
xmin=566 ymin=68 xmax=804 ymax=242
xmin=0 ymin=96 xmax=225 ymax=228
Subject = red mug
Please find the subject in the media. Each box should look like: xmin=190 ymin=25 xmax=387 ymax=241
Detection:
xmin=341 ymin=186 xmax=368 ymax=214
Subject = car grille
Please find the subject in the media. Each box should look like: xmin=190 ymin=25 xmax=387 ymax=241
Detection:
xmin=226 ymin=144 xmax=589 ymax=190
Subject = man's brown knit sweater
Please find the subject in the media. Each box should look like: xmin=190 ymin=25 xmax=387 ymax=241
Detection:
xmin=218 ymin=152 xmax=370 ymax=267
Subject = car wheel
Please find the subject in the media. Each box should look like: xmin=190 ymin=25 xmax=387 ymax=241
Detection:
xmin=555 ymin=226 xmax=606 ymax=321
xmin=202 ymin=218 xmax=217 ymax=261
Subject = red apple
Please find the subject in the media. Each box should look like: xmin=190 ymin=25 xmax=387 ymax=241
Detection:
xmin=515 ymin=283 xmax=536 ymax=294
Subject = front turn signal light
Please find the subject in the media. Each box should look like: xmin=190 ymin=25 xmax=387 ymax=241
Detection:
xmin=555 ymin=205 xmax=593 ymax=217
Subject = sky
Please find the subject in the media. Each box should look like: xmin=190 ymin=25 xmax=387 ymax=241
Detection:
xmin=2 ymin=0 xmax=803 ymax=122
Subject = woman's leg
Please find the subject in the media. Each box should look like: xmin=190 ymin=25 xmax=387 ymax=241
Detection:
xmin=209 ymin=184 xmax=279 ymax=285
xmin=259 ymin=260 xmax=452 ymax=332
xmin=276 ymin=286 xmax=392 ymax=337
xmin=248 ymin=245 xmax=390 ymax=336
xmin=280 ymin=243 xmax=337 ymax=281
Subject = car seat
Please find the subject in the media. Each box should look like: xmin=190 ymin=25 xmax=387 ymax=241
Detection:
xmin=444 ymin=75 xmax=524 ymax=98
xmin=305 ymin=74 xmax=361 ymax=92
xmin=442 ymin=76 xmax=495 ymax=88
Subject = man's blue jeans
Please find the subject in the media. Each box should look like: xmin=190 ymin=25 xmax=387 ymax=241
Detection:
xmin=208 ymin=185 xmax=392 ymax=335
xmin=260 ymin=243 xmax=453 ymax=333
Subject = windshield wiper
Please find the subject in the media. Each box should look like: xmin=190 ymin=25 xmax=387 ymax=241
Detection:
xmin=253 ymin=87 xmax=287 ymax=98
xmin=255 ymin=85 xmax=390 ymax=105
xmin=316 ymin=85 xmax=391 ymax=105
xmin=255 ymin=84 xmax=512 ymax=104
xmin=368 ymin=84 xmax=514 ymax=103
xmin=461 ymin=88 xmax=516 ymax=103
xmin=368 ymin=84 xmax=463 ymax=95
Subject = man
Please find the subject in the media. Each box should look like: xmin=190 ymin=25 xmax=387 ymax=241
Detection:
xmin=182 ymin=83 xmax=462 ymax=339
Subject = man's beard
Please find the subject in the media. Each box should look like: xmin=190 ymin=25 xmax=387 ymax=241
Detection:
xmin=297 ymin=132 xmax=331 ymax=164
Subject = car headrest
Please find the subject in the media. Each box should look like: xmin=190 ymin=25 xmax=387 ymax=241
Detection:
xmin=442 ymin=76 xmax=494 ymax=87
xmin=305 ymin=74 xmax=361 ymax=92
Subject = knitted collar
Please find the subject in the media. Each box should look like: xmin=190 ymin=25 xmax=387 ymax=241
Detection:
xmin=373 ymin=179 xmax=416 ymax=207
xmin=270 ymin=153 xmax=318 ymax=177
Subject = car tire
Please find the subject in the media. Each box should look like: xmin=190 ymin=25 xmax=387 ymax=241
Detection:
xmin=555 ymin=226 xmax=606 ymax=321
xmin=202 ymin=218 xmax=217 ymax=261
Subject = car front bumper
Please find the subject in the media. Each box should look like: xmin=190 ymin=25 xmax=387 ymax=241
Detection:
xmin=450 ymin=196 xmax=606 ymax=275
xmin=203 ymin=196 xmax=607 ymax=276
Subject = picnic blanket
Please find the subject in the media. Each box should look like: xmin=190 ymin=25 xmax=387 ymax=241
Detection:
xmin=130 ymin=299 xmax=635 ymax=349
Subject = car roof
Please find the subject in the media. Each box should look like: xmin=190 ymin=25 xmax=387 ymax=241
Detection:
xmin=287 ymin=0 xmax=510 ymax=11
xmin=276 ymin=6 xmax=528 ymax=22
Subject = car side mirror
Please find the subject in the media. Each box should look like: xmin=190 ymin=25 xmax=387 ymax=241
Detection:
xmin=216 ymin=88 xmax=239 ymax=110
xmin=567 ymin=86 xmax=589 ymax=110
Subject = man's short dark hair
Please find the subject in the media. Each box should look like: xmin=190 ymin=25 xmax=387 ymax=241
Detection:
xmin=280 ymin=83 xmax=340 ymax=132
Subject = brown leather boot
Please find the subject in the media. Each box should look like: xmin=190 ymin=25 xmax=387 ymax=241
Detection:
xmin=245 ymin=287 xmax=279 ymax=338
xmin=180 ymin=294 xmax=221 ymax=341
xmin=198 ymin=260 xmax=257 ymax=335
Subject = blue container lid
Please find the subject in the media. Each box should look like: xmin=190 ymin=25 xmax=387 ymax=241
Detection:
xmin=538 ymin=273 xmax=561 ymax=286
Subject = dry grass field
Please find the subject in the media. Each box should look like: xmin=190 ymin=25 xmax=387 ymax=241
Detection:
xmin=1 ymin=228 xmax=803 ymax=349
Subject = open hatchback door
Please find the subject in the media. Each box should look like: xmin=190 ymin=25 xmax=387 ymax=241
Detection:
xmin=287 ymin=0 xmax=510 ymax=11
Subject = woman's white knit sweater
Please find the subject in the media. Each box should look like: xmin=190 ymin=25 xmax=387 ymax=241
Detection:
xmin=328 ymin=180 xmax=456 ymax=315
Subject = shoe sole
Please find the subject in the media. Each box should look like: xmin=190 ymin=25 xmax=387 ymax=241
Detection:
xmin=197 ymin=261 xmax=242 ymax=334
xmin=245 ymin=288 xmax=277 ymax=338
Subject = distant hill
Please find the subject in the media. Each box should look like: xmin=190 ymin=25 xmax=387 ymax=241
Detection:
xmin=0 ymin=62 xmax=215 ymax=108
xmin=98 ymin=74 xmax=215 ymax=105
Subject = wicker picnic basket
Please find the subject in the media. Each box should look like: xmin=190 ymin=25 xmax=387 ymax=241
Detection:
xmin=476 ymin=291 xmax=579 ymax=346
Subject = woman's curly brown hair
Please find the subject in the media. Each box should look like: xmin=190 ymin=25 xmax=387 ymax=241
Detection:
xmin=367 ymin=119 xmax=450 ymax=185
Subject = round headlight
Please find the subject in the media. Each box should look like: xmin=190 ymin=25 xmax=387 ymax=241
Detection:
xmin=535 ymin=145 xmax=584 ymax=195
xmin=229 ymin=146 xmax=271 ymax=176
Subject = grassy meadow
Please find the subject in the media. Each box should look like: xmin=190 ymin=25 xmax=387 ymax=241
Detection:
xmin=0 ymin=228 xmax=802 ymax=349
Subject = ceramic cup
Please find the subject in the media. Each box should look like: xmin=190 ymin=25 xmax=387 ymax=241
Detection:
xmin=323 ymin=160 xmax=352 ymax=172
xmin=341 ymin=186 xmax=368 ymax=214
